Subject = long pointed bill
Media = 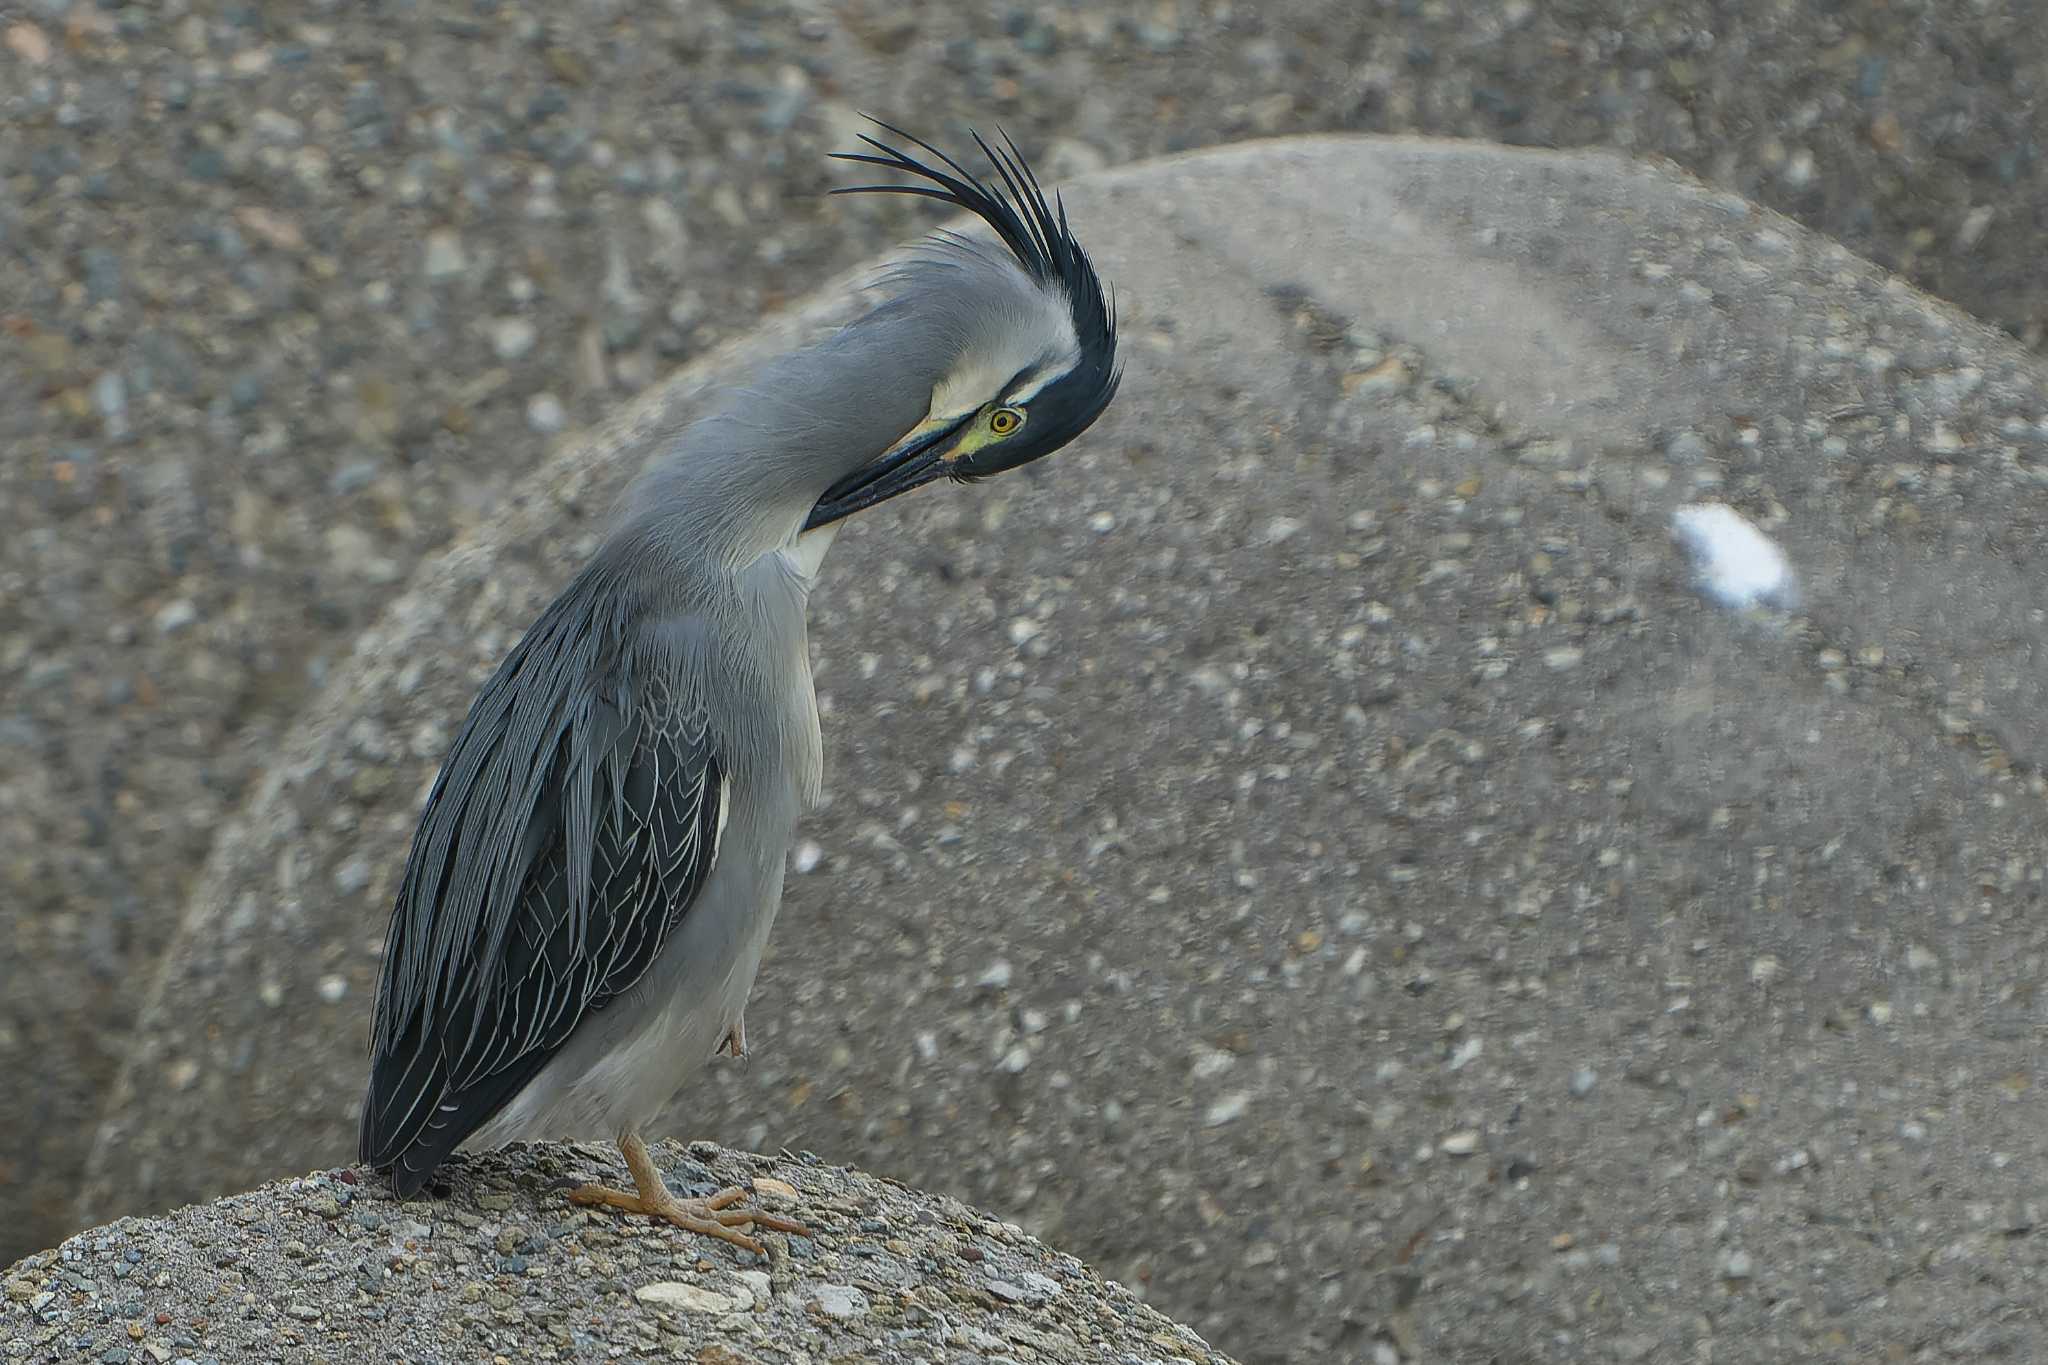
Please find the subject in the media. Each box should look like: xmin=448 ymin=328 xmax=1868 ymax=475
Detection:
xmin=804 ymin=413 xmax=968 ymax=531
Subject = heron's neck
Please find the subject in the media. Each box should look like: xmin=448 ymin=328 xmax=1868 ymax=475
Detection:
xmin=611 ymin=305 xmax=941 ymax=574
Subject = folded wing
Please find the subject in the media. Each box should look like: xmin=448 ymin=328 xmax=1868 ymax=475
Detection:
xmin=359 ymin=582 xmax=724 ymax=1195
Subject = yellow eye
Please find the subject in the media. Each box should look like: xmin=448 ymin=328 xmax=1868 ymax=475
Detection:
xmin=988 ymin=407 xmax=1024 ymax=436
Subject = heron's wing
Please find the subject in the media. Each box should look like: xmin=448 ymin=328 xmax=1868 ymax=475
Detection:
xmin=358 ymin=584 xmax=724 ymax=1193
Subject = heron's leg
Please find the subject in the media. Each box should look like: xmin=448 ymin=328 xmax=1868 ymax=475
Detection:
xmin=567 ymin=1132 xmax=808 ymax=1254
xmin=717 ymin=1013 xmax=747 ymax=1059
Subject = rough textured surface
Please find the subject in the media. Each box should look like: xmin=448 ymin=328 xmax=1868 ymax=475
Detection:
xmin=6 ymin=1142 xmax=1230 ymax=1363
xmin=3 ymin=0 xmax=2047 ymax=1268
xmin=77 ymin=135 xmax=2048 ymax=1363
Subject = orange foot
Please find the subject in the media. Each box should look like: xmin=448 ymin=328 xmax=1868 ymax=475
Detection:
xmin=569 ymin=1132 xmax=807 ymax=1255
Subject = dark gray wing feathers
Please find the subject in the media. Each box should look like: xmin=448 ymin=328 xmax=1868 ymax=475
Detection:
xmin=359 ymin=575 xmax=725 ymax=1193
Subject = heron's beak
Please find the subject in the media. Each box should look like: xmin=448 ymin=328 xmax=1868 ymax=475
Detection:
xmin=804 ymin=413 xmax=969 ymax=531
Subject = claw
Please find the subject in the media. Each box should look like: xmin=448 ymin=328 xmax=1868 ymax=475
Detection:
xmin=568 ymin=1133 xmax=807 ymax=1254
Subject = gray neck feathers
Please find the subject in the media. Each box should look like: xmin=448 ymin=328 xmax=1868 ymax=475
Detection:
xmin=608 ymin=241 xmax=1061 ymax=581
xmin=611 ymin=299 xmax=941 ymax=576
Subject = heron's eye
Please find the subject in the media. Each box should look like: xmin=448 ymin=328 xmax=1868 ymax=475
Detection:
xmin=988 ymin=407 xmax=1025 ymax=437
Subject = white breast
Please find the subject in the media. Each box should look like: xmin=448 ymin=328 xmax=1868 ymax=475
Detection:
xmin=781 ymin=523 xmax=842 ymax=583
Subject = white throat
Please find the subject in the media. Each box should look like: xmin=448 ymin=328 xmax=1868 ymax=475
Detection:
xmin=781 ymin=522 xmax=842 ymax=583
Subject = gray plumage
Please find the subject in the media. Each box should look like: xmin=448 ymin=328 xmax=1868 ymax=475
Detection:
xmin=360 ymin=124 xmax=1120 ymax=1199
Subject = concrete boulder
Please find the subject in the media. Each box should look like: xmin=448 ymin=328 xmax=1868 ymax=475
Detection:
xmin=11 ymin=1141 xmax=1229 ymax=1362
xmin=82 ymin=138 xmax=2048 ymax=1361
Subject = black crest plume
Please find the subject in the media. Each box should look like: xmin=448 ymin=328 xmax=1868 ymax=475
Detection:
xmin=829 ymin=118 xmax=1118 ymax=367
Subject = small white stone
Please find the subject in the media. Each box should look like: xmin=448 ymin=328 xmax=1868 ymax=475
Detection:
xmin=1671 ymin=503 xmax=1795 ymax=609
xmin=809 ymin=1283 xmax=868 ymax=1320
xmin=1439 ymin=1130 xmax=1481 ymax=1156
xmin=791 ymin=840 xmax=822 ymax=874
xmin=422 ymin=227 xmax=467 ymax=280
xmin=1447 ymin=1037 xmax=1483 ymax=1072
xmin=633 ymin=1282 xmax=738 ymax=1313
xmin=1087 ymin=510 xmax=1117 ymax=533
xmin=334 ymin=852 xmax=372 ymax=895
xmin=1720 ymin=1249 xmax=1754 ymax=1280
xmin=316 ymin=974 xmax=348 ymax=1004
xmin=490 ymin=316 xmax=538 ymax=361
xmin=154 ymin=599 xmax=199 ymax=634
xmin=526 ymin=392 xmax=566 ymax=433
xmin=1544 ymin=646 xmax=1584 ymax=670
xmin=1905 ymin=945 xmax=1938 ymax=972
xmin=1007 ymin=617 xmax=1043 ymax=646
xmin=986 ymin=1269 xmax=1061 ymax=1303
xmin=976 ymin=959 xmax=1013 ymax=991
xmin=732 ymin=1269 xmax=771 ymax=1310
xmin=1956 ymin=205 xmax=1993 ymax=249
xmin=1204 ymin=1091 xmax=1252 ymax=1127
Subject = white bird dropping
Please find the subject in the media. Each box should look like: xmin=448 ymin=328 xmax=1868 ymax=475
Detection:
xmin=1671 ymin=503 xmax=1795 ymax=608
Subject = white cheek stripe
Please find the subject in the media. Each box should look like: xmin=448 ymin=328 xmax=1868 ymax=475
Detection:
xmin=926 ymin=359 xmax=1065 ymax=427
xmin=927 ymin=353 xmax=1017 ymax=424
xmin=1004 ymin=367 xmax=1063 ymax=405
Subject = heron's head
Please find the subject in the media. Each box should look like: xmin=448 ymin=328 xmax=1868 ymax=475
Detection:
xmin=804 ymin=122 xmax=1121 ymax=530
